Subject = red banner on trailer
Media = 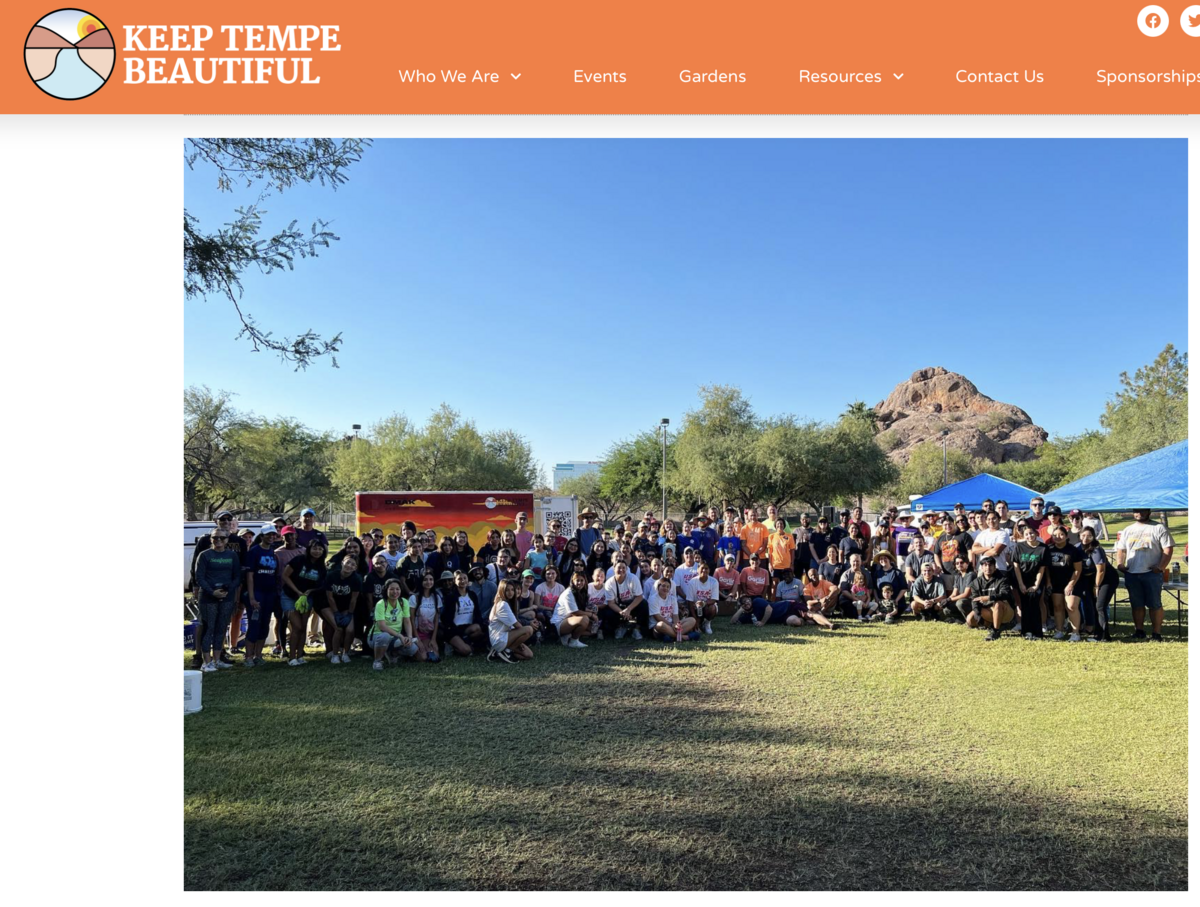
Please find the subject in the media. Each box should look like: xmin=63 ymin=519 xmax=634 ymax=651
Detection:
xmin=355 ymin=491 xmax=535 ymax=552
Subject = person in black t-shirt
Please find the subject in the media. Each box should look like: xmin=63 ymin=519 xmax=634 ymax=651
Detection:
xmin=1078 ymin=526 xmax=1117 ymax=641
xmin=322 ymin=557 xmax=363 ymax=663
xmin=808 ymin=517 xmax=834 ymax=565
xmin=1011 ymin=524 xmax=1048 ymax=638
xmin=1044 ymin=526 xmax=1084 ymax=641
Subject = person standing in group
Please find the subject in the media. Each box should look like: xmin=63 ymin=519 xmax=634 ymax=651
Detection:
xmin=575 ymin=511 xmax=602 ymax=554
xmin=425 ymin=536 xmax=461 ymax=579
xmin=190 ymin=510 xmax=249 ymax=669
xmin=194 ymin=528 xmax=242 ymax=673
xmin=488 ymin=578 xmax=534 ymax=662
xmin=371 ymin=578 xmax=419 ymax=670
xmin=739 ymin=507 xmax=770 ymax=568
xmin=1011 ymin=523 xmax=1047 ymax=639
xmin=939 ymin=514 xmax=975 ymax=582
xmin=292 ymin=508 xmax=327 ymax=550
xmin=269 ymin=526 xmax=305 ymax=656
xmin=972 ymin=510 xmax=1013 ymax=576
xmin=1043 ymin=526 xmax=1084 ymax=641
xmin=377 ymin=534 xmax=404 ymax=571
xmin=279 ymin=539 xmax=328 ymax=666
xmin=768 ymin=518 xmax=796 ymax=579
xmin=1078 ymin=525 xmax=1118 ymax=642
xmin=513 ymin=512 xmax=534 ymax=560
xmin=454 ymin=530 xmax=476 ymax=567
xmin=241 ymin=526 xmax=279 ymax=667
xmin=1114 ymin=509 xmax=1174 ymax=642
xmin=716 ymin=521 xmax=742 ymax=569
xmin=792 ymin=513 xmax=813 ymax=577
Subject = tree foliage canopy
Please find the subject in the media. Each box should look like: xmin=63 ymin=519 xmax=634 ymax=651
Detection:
xmin=184 ymin=138 xmax=371 ymax=369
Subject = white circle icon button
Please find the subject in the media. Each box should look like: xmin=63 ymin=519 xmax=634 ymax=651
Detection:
xmin=1181 ymin=5 xmax=1200 ymax=36
xmin=1138 ymin=5 xmax=1169 ymax=35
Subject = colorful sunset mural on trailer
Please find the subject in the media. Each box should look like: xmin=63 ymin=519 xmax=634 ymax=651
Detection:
xmin=356 ymin=492 xmax=535 ymax=550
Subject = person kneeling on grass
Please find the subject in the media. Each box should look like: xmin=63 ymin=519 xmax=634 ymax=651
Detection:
xmin=322 ymin=556 xmax=362 ymax=664
xmin=489 ymin=578 xmax=534 ymax=663
xmin=966 ymin=555 xmax=1014 ymax=642
xmin=443 ymin=570 xmax=487 ymax=656
xmin=909 ymin=561 xmax=950 ymax=622
xmin=372 ymin=579 xmax=419 ymax=671
xmin=946 ymin=556 xmax=975 ymax=623
xmin=552 ymin=569 xmax=595 ymax=648
xmin=648 ymin=576 xmax=699 ymax=641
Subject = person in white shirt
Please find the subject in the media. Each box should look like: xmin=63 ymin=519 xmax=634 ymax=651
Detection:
xmin=684 ymin=559 xmax=720 ymax=635
xmin=647 ymin=576 xmax=698 ymax=642
xmin=674 ymin=547 xmax=701 ymax=592
xmin=602 ymin=560 xmax=646 ymax=640
xmin=552 ymin=570 xmax=594 ymax=648
xmin=1115 ymin=509 xmax=1175 ymax=641
xmin=971 ymin=510 xmax=1014 ymax=573
xmin=487 ymin=578 xmax=533 ymax=663
xmin=586 ymin=568 xmax=609 ymax=640
xmin=641 ymin=557 xmax=678 ymax=602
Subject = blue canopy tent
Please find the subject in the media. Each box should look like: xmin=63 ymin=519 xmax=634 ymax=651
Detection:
xmin=1046 ymin=440 xmax=1188 ymax=513
xmin=910 ymin=474 xmax=1042 ymax=513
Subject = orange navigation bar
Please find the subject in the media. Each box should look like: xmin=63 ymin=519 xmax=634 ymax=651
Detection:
xmin=10 ymin=1 xmax=1200 ymax=114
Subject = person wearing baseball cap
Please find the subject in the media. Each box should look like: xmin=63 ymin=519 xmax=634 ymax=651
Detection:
xmin=241 ymin=526 xmax=280 ymax=667
xmin=807 ymin=516 xmax=834 ymax=567
xmin=293 ymin=507 xmax=328 ymax=551
xmin=966 ymin=555 xmax=1014 ymax=641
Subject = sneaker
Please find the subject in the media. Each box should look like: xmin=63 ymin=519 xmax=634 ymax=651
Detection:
xmin=1068 ymin=633 xmax=1082 ymax=643
xmin=703 ymin=620 xmax=713 ymax=635
xmin=488 ymin=647 xmax=514 ymax=663
xmin=615 ymin=627 xmax=627 ymax=640
xmin=560 ymin=633 xmax=571 ymax=647
xmin=287 ymin=658 xmax=300 ymax=666
xmin=218 ymin=652 xmax=234 ymax=665
xmin=984 ymin=629 xmax=1000 ymax=641
xmin=1086 ymin=636 xmax=1101 ymax=643
xmin=884 ymin=616 xmax=895 ymax=624
xmin=243 ymin=657 xmax=256 ymax=668
xmin=230 ymin=646 xmax=245 ymax=655
xmin=1131 ymin=629 xmax=1147 ymax=640
xmin=1042 ymin=621 xmax=1055 ymax=635
xmin=687 ymin=631 xmax=701 ymax=641
xmin=201 ymin=662 xmax=217 ymax=673
xmin=271 ymin=646 xmax=283 ymax=656
xmin=1023 ymin=632 xmax=1034 ymax=641
xmin=568 ymin=639 xmax=588 ymax=648
xmin=215 ymin=659 xmax=232 ymax=669
xmin=340 ymin=653 xmax=351 ymax=664
xmin=295 ymin=656 xmax=306 ymax=665
xmin=373 ymin=660 xmax=384 ymax=670
xmin=1053 ymin=630 xmax=1066 ymax=641
xmin=858 ymin=616 xmax=868 ymax=623
xmin=631 ymin=628 xmax=643 ymax=640
xmin=1151 ymin=633 xmax=1164 ymax=642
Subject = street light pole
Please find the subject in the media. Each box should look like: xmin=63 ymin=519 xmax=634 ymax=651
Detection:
xmin=660 ymin=418 xmax=670 ymax=522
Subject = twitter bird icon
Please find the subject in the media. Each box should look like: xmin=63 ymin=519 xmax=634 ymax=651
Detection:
xmin=1182 ymin=6 xmax=1200 ymax=36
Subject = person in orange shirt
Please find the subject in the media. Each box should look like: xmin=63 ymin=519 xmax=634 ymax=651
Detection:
xmin=714 ymin=553 xmax=742 ymax=602
xmin=739 ymin=506 xmax=770 ymax=566
xmin=767 ymin=518 xmax=796 ymax=579
xmin=737 ymin=553 xmax=771 ymax=599
xmin=803 ymin=566 xmax=839 ymax=617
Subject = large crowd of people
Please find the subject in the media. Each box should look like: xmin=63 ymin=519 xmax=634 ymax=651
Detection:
xmin=188 ymin=498 xmax=1178 ymax=673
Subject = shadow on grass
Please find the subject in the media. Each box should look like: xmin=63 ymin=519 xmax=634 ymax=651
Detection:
xmin=185 ymin=636 xmax=1187 ymax=891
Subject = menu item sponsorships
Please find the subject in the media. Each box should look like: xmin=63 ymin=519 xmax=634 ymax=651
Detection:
xmin=1097 ymin=70 xmax=1200 ymax=85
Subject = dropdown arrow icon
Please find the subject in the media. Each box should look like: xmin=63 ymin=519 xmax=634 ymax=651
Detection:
xmin=511 ymin=73 xmax=521 ymax=80
xmin=893 ymin=73 xmax=904 ymax=79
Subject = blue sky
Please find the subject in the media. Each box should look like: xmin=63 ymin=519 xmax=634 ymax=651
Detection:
xmin=183 ymin=139 xmax=1187 ymax=478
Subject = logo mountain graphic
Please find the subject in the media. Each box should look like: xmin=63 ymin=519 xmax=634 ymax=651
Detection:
xmin=25 ymin=9 xmax=114 ymax=100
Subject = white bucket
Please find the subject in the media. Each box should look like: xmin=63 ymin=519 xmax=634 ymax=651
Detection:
xmin=184 ymin=670 xmax=203 ymax=714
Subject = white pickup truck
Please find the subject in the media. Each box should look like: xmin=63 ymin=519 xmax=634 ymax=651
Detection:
xmin=184 ymin=520 xmax=272 ymax=590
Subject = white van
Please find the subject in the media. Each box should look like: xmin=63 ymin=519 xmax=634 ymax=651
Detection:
xmin=184 ymin=520 xmax=272 ymax=590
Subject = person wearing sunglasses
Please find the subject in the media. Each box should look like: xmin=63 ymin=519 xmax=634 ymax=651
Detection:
xmin=194 ymin=530 xmax=242 ymax=673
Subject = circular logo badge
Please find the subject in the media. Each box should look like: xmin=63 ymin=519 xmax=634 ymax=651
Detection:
xmin=1181 ymin=5 xmax=1200 ymax=36
xmin=1137 ymin=5 xmax=1170 ymax=36
xmin=484 ymin=497 xmax=497 ymax=509
xmin=25 ymin=9 xmax=113 ymax=100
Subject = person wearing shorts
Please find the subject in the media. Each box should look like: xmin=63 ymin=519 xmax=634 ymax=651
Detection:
xmin=488 ymin=578 xmax=534 ymax=662
xmin=322 ymin=556 xmax=362 ymax=663
xmin=552 ymin=569 xmax=595 ymax=648
xmin=1044 ymin=526 xmax=1084 ymax=641
xmin=1115 ymin=509 xmax=1175 ymax=641
xmin=371 ymin=578 xmax=419 ymax=669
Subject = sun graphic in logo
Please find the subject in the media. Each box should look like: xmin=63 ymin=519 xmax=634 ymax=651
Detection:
xmin=25 ymin=9 xmax=114 ymax=100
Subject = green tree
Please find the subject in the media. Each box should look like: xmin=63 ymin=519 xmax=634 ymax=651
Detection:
xmin=558 ymin=472 xmax=629 ymax=528
xmin=184 ymin=138 xmax=371 ymax=369
xmin=226 ymin=417 xmax=335 ymax=516
xmin=599 ymin=429 xmax=679 ymax=516
xmin=825 ymin=415 xmax=899 ymax=509
xmin=184 ymin=386 xmax=247 ymax=519
xmin=753 ymin=417 xmax=831 ymax=511
xmin=1099 ymin=343 xmax=1188 ymax=463
xmin=672 ymin=385 xmax=764 ymax=510
xmin=842 ymin=400 xmax=878 ymax=429
xmin=326 ymin=406 xmax=538 ymax=498
xmin=886 ymin=443 xmax=976 ymax=503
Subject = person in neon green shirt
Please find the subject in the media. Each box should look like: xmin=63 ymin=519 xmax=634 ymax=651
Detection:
xmin=371 ymin=578 xmax=418 ymax=670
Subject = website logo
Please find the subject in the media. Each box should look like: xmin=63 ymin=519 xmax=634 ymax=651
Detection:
xmin=1137 ymin=5 xmax=1170 ymax=36
xmin=1180 ymin=5 xmax=1200 ymax=35
xmin=25 ymin=9 xmax=114 ymax=100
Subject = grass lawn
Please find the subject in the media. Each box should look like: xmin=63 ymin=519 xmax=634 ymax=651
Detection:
xmin=184 ymin=615 xmax=1188 ymax=890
